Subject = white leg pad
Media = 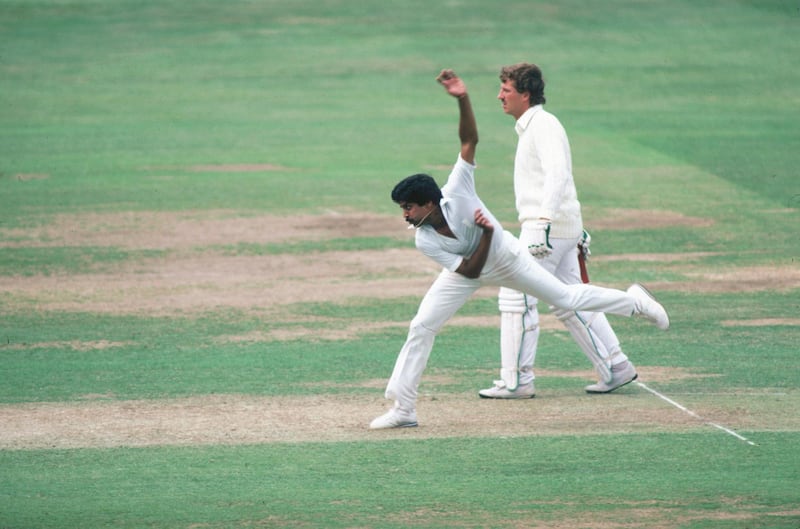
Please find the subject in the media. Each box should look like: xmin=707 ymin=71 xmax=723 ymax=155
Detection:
xmin=553 ymin=307 xmax=614 ymax=383
xmin=499 ymin=288 xmax=530 ymax=391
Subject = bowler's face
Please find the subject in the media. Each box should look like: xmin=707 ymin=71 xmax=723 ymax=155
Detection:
xmin=399 ymin=201 xmax=432 ymax=228
xmin=497 ymin=79 xmax=529 ymax=120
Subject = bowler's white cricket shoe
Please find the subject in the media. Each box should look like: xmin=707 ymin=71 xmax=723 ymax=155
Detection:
xmin=585 ymin=361 xmax=638 ymax=393
xmin=627 ymin=283 xmax=670 ymax=330
xmin=478 ymin=380 xmax=535 ymax=399
xmin=369 ymin=405 xmax=418 ymax=429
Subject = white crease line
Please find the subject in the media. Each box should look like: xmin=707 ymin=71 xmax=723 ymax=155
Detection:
xmin=635 ymin=381 xmax=757 ymax=446
xmin=656 ymin=392 xmax=787 ymax=397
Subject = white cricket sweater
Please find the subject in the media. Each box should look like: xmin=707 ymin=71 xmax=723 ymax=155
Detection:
xmin=514 ymin=105 xmax=583 ymax=238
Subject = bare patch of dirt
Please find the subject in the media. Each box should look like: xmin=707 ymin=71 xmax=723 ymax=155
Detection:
xmin=3 ymin=249 xmax=797 ymax=316
xmin=1 ymin=366 xmax=786 ymax=450
xmin=12 ymin=173 xmax=50 ymax=181
xmin=648 ymin=265 xmax=800 ymax=293
xmin=0 ymin=210 xmax=408 ymax=250
xmin=0 ymin=247 xmax=449 ymax=315
xmin=381 ymin=501 xmax=797 ymax=529
xmin=0 ymin=340 xmax=130 ymax=352
xmin=5 ymin=380 xmax=790 ymax=450
xmin=188 ymin=164 xmax=290 ymax=172
xmin=218 ymin=314 xmax=510 ymax=343
xmin=595 ymin=252 xmax=722 ymax=262
xmin=721 ymin=318 xmax=800 ymax=327
xmin=585 ymin=207 xmax=714 ymax=230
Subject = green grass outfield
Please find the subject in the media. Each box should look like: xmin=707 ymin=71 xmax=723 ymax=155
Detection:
xmin=2 ymin=1 xmax=799 ymax=528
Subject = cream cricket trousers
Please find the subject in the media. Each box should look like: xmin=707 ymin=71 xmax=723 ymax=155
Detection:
xmin=384 ymin=231 xmax=636 ymax=411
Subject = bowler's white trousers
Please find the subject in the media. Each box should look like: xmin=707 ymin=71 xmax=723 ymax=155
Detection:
xmin=385 ymin=231 xmax=636 ymax=411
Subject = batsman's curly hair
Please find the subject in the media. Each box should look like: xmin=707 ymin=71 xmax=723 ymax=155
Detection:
xmin=500 ymin=63 xmax=546 ymax=106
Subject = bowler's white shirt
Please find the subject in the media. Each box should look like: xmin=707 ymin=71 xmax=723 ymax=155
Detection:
xmin=414 ymin=155 xmax=506 ymax=274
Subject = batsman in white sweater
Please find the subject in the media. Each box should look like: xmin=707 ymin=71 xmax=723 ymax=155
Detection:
xmin=480 ymin=63 xmax=637 ymax=399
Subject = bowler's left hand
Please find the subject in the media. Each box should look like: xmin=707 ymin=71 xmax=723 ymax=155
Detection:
xmin=474 ymin=209 xmax=494 ymax=233
xmin=437 ymin=69 xmax=468 ymax=99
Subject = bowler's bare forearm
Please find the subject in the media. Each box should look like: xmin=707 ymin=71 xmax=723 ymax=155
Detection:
xmin=455 ymin=209 xmax=494 ymax=279
xmin=437 ymin=69 xmax=478 ymax=164
xmin=457 ymin=94 xmax=478 ymax=149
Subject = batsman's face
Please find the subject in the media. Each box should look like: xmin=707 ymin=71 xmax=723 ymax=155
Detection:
xmin=498 ymin=80 xmax=529 ymax=119
xmin=399 ymin=201 xmax=432 ymax=227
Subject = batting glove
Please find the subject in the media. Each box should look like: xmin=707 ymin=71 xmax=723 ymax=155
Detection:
xmin=528 ymin=220 xmax=553 ymax=258
xmin=578 ymin=229 xmax=591 ymax=260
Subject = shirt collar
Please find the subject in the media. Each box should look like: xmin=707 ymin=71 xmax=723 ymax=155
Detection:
xmin=515 ymin=104 xmax=543 ymax=136
xmin=416 ymin=198 xmax=452 ymax=231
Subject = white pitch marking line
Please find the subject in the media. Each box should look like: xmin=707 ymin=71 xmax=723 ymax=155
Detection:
xmin=635 ymin=381 xmax=756 ymax=446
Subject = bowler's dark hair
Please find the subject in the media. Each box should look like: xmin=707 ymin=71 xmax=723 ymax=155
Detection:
xmin=499 ymin=63 xmax=546 ymax=106
xmin=391 ymin=173 xmax=443 ymax=205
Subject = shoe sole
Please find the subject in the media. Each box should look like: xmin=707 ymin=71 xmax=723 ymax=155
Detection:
xmin=632 ymin=283 xmax=670 ymax=330
xmin=478 ymin=393 xmax=535 ymax=400
xmin=370 ymin=420 xmax=418 ymax=430
xmin=585 ymin=373 xmax=638 ymax=394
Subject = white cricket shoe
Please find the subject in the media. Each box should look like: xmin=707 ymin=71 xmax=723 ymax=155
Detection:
xmin=478 ymin=380 xmax=535 ymax=399
xmin=369 ymin=405 xmax=418 ymax=429
xmin=627 ymin=283 xmax=670 ymax=330
xmin=585 ymin=361 xmax=638 ymax=393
